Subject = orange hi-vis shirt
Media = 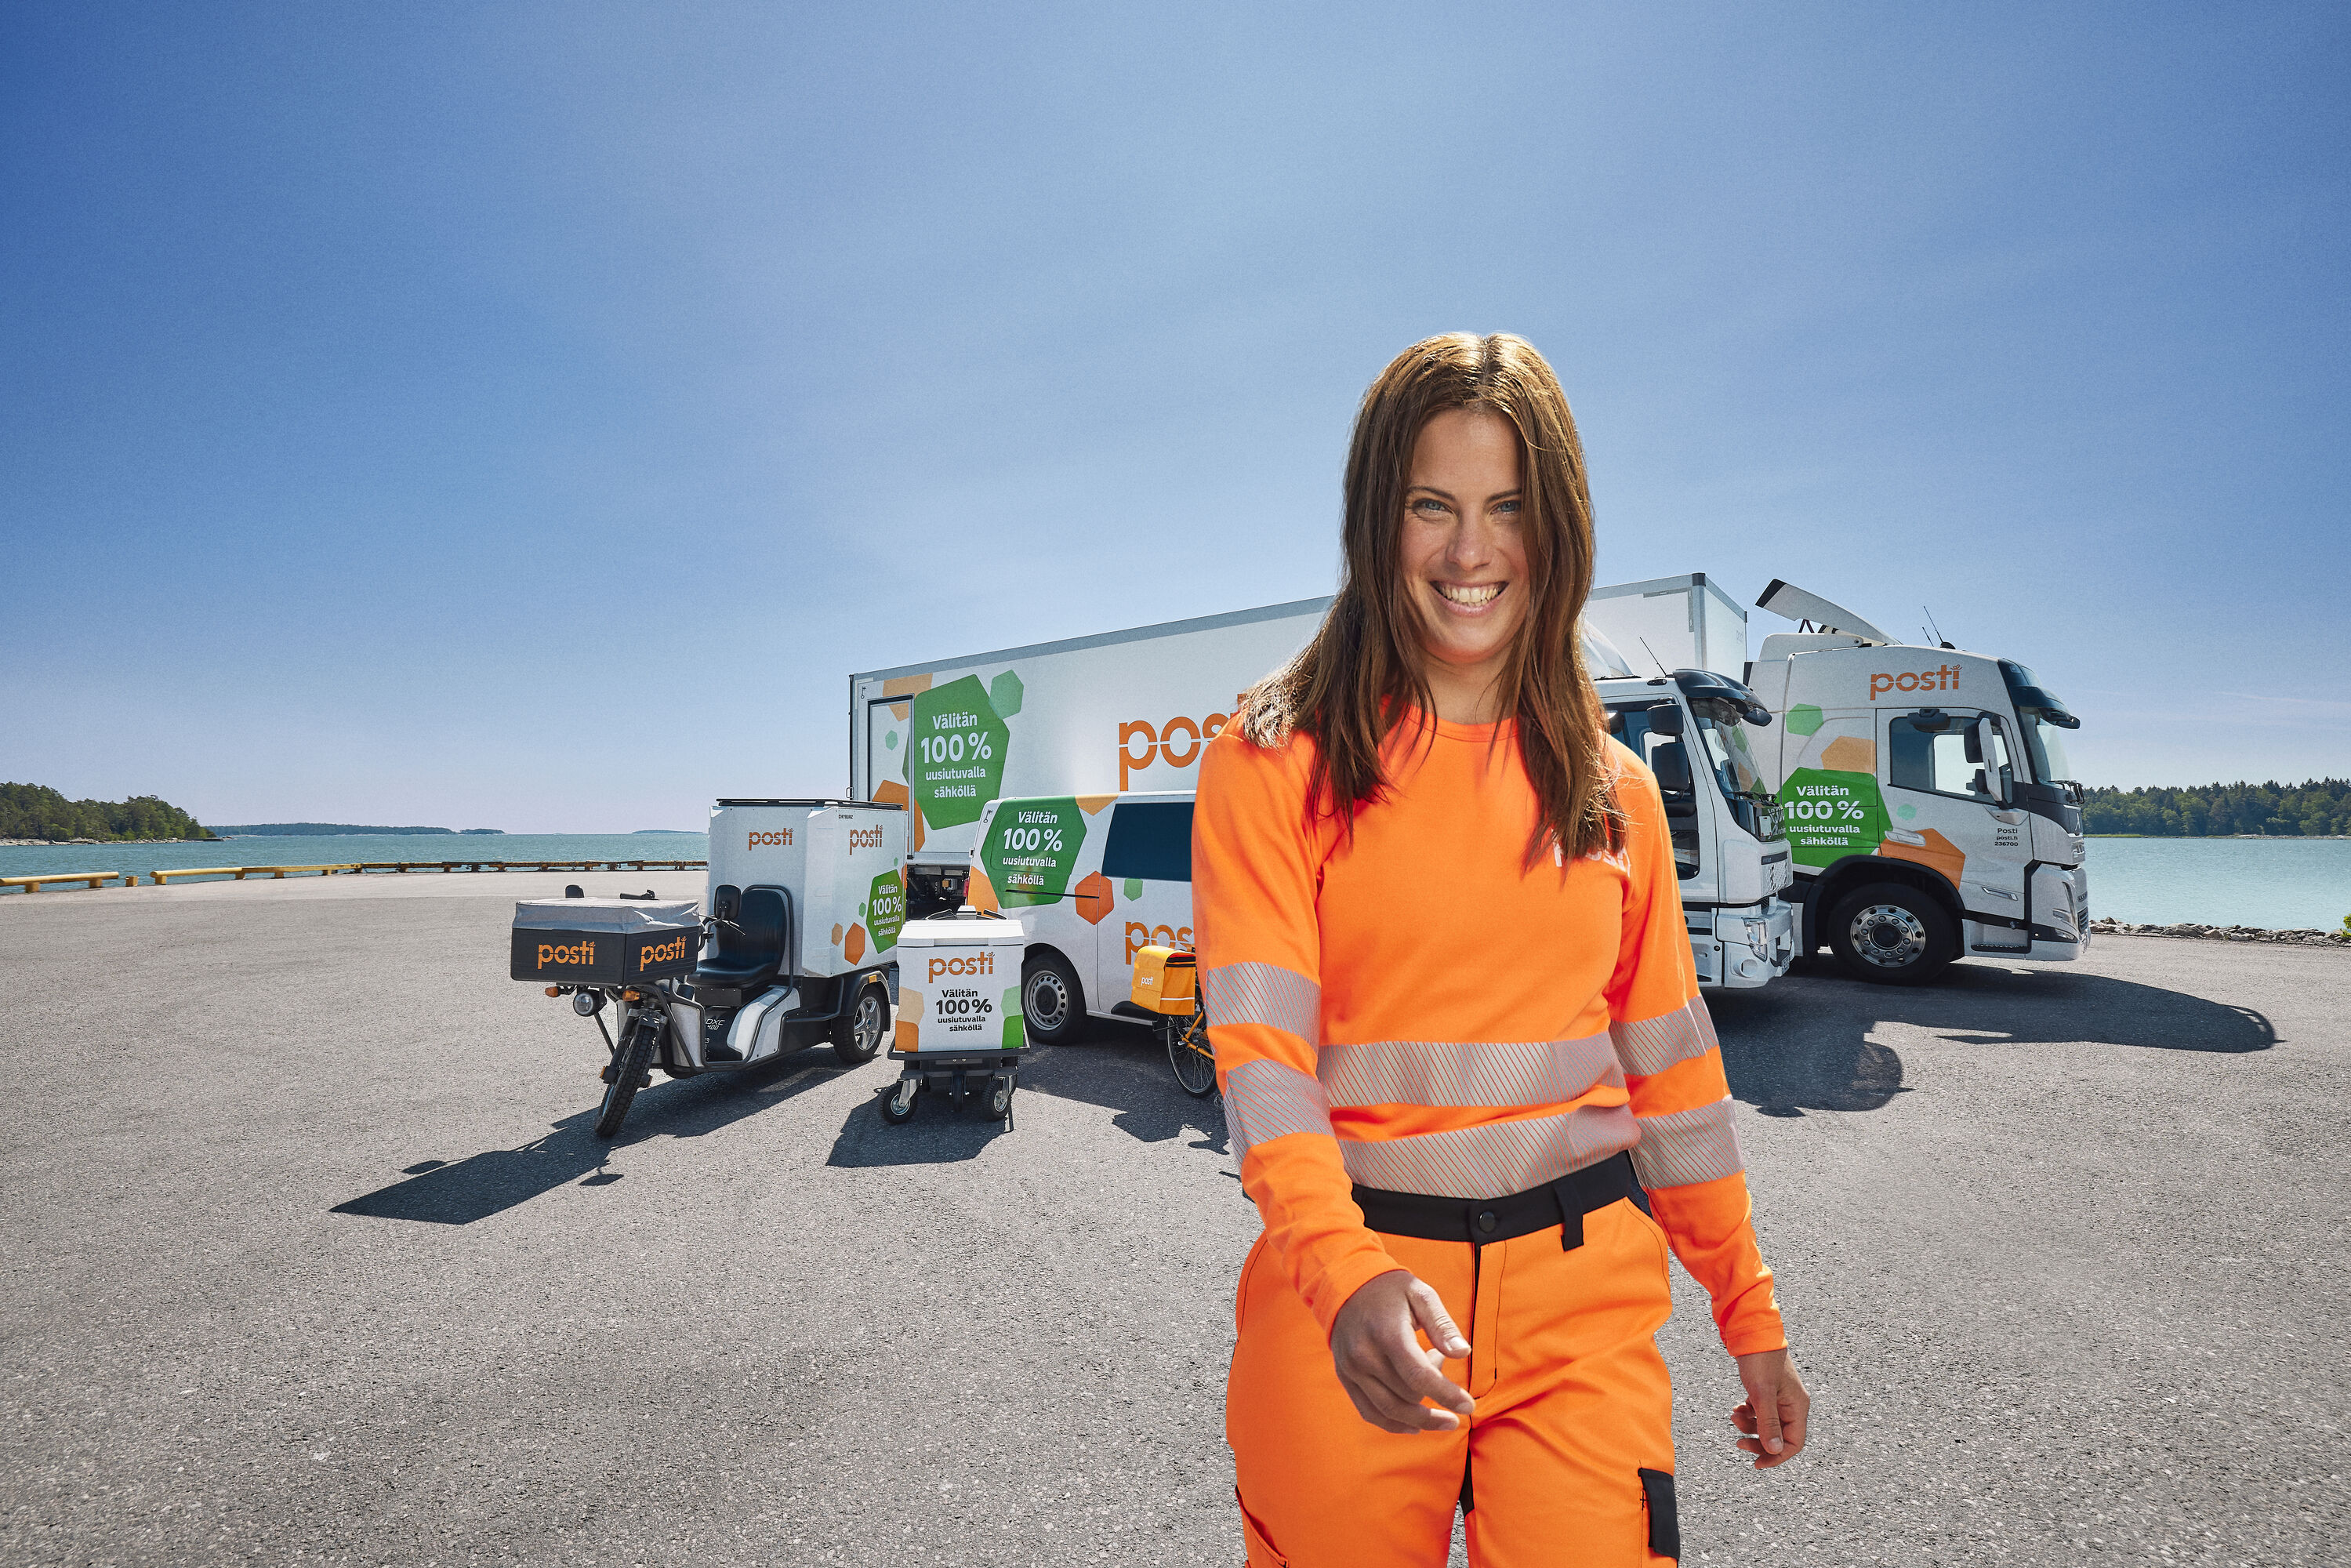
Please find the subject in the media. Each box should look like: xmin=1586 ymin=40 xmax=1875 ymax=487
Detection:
xmin=1193 ymin=711 xmax=1786 ymax=1357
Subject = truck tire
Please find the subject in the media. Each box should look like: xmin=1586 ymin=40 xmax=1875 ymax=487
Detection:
xmin=1826 ymin=883 xmax=1955 ymax=985
xmin=1021 ymin=952 xmax=1086 ymax=1045
xmin=833 ymin=978 xmax=888 ymax=1066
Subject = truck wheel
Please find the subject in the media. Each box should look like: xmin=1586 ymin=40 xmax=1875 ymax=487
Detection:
xmin=833 ymin=978 xmax=888 ymax=1066
xmin=1826 ymin=884 xmax=1955 ymax=985
xmin=879 ymin=1075 xmax=919 ymax=1124
xmin=1021 ymin=953 xmax=1086 ymax=1044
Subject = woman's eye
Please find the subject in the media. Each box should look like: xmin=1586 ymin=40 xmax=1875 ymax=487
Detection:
xmin=1409 ymin=498 xmax=1449 ymax=517
xmin=1494 ymin=498 xmax=1522 ymax=517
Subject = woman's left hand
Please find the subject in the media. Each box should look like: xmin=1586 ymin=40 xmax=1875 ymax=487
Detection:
xmin=1731 ymin=1348 xmax=1809 ymax=1469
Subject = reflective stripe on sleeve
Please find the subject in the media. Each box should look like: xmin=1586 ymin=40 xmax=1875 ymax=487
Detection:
xmin=1223 ymin=1058 xmax=1336 ymax=1159
xmin=1203 ymin=961 xmax=1321 ymax=1046
xmin=1609 ymin=998 xmax=1722 ymax=1079
xmin=1336 ymin=1102 xmax=1639 ymax=1200
xmin=1317 ymin=1032 xmax=1618 ymax=1110
xmin=1630 ymin=1094 xmax=1745 ymax=1189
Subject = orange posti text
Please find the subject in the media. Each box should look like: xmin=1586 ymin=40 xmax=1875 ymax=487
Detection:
xmin=927 ymin=951 xmax=996 ymax=982
xmin=638 ymin=935 xmax=692 ymax=971
xmin=1118 ymin=695 xmax=1245 ymax=789
xmin=1870 ymin=665 xmax=1962 ymax=700
xmin=748 ymin=828 xmax=793 ymax=849
xmin=1125 ymin=921 xmax=1195 ymax=964
xmin=536 ymin=939 xmax=595 ymax=969
xmin=847 ymin=825 xmax=884 ymax=851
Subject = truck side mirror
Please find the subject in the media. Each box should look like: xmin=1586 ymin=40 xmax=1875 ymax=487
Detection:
xmin=1649 ymin=739 xmax=1697 ymax=815
xmin=1964 ymin=724 xmax=1985 ymax=764
xmin=1648 ymin=704 xmax=1685 ymax=737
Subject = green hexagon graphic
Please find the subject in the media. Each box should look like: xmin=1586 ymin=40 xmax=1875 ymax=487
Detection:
xmin=908 ymin=674 xmax=1011 ymax=829
xmin=866 ymin=868 xmax=906 ymax=953
xmin=1000 ymin=985 xmax=1026 ymax=1049
xmin=989 ymin=668 xmax=1025 ymax=718
xmin=979 ymin=797 xmax=1088 ymax=908
xmin=1784 ymin=704 xmax=1825 ymax=736
xmin=1123 ymin=877 xmax=1142 ymax=899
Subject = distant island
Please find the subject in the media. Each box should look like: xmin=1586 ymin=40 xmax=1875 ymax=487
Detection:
xmin=2084 ymin=778 xmax=2349 ymax=837
xmin=211 ymin=823 xmax=507 ymax=837
xmin=632 ymin=829 xmax=700 ymax=834
xmin=1 ymin=782 xmax=216 ymax=842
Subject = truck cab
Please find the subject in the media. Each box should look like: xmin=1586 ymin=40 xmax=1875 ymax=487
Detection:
xmin=1596 ymin=669 xmax=1799 ymax=989
xmin=1745 ymin=581 xmax=2088 ymax=983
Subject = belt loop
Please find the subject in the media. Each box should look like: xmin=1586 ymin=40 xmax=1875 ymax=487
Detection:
xmin=1551 ymin=1178 xmax=1585 ymax=1250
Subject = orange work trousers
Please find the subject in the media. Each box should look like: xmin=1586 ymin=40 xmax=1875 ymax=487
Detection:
xmin=1228 ymin=1196 xmax=1679 ymax=1567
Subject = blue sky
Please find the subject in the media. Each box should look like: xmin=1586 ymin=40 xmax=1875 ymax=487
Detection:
xmin=4 ymin=2 xmax=2344 ymax=829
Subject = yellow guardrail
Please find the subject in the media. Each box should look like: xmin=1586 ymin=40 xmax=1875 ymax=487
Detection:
xmin=4 ymin=859 xmax=708 ymax=893
xmin=148 ymin=863 xmax=363 ymax=885
xmin=0 ymin=871 xmax=136 ymax=892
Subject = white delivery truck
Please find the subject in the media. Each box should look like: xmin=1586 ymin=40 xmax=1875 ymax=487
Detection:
xmin=1583 ymin=575 xmax=1800 ymax=989
xmin=1740 ymin=580 xmax=2089 ymax=984
xmin=853 ymin=590 xmax=1794 ymax=993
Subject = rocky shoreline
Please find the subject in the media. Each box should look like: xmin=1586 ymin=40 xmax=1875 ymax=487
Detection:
xmin=2088 ymin=917 xmax=2349 ymax=947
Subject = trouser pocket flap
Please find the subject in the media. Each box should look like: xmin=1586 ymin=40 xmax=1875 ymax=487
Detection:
xmin=1638 ymin=1467 xmax=1679 ymax=1561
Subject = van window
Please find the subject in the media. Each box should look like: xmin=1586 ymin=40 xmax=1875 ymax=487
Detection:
xmin=1103 ymin=802 xmax=1193 ymax=883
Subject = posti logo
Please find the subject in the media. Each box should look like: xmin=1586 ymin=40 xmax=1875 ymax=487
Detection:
xmin=1118 ymin=696 xmax=1245 ymax=789
xmin=927 ymin=951 xmax=996 ymax=982
xmin=747 ymin=828 xmax=793 ymax=849
xmin=535 ymin=939 xmax=595 ymax=969
xmin=1870 ymin=664 xmax=1963 ymax=700
xmin=847 ymin=825 xmax=884 ymax=852
xmin=1124 ymin=922 xmax=1195 ymax=964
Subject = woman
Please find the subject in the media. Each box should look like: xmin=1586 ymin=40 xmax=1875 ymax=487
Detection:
xmin=1195 ymin=333 xmax=1808 ymax=1566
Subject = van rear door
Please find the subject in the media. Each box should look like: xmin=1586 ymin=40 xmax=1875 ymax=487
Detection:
xmin=1094 ymin=800 xmax=1196 ymax=1013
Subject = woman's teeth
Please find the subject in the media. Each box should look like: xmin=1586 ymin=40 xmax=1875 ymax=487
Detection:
xmin=1435 ymin=583 xmax=1502 ymax=607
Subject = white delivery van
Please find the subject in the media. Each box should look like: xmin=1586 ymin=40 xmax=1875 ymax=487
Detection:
xmin=1742 ymin=581 xmax=2088 ymax=984
xmin=961 ymin=790 xmax=1195 ymax=1042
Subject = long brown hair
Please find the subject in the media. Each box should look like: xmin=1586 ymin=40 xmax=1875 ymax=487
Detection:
xmin=1240 ymin=332 xmax=1620 ymax=862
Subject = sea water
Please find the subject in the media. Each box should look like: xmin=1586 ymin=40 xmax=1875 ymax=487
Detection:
xmin=0 ymin=833 xmax=711 ymax=887
xmin=2082 ymin=837 xmax=2350 ymax=931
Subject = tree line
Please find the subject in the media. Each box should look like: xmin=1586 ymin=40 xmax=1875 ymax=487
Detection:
xmin=2081 ymin=778 xmax=2351 ymax=837
xmin=0 ymin=782 xmax=216 ymax=842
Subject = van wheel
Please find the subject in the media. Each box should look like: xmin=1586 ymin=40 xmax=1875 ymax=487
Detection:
xmin=1021 ymin=953 xmax=1086 ymax=1044
xmin=1826 ymin=884 xmax=1955 ymax=985
xmin=833 ymin=979 xmax=887 ymax=1066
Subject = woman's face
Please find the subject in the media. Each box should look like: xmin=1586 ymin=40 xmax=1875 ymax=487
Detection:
xmin=1399 ymin=406 xmax=1529 ymax=681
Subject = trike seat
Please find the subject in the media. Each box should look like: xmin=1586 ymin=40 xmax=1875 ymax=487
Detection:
xmin=694 ymin=884 xmax=789 ymax=996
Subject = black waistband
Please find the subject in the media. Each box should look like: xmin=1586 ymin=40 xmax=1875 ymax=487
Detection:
xmin=1351 ymin=1151 xmax=1649 ymax=1249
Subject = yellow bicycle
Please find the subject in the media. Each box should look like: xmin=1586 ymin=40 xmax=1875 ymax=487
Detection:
xmin=1130 ymin=946 xmax=1217 ymax=1098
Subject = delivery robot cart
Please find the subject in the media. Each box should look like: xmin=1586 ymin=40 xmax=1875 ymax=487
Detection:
xmin=510 ymin=799 xmax=909 ymax=1138
xmin=880 ymin=909 xmax=1029 ymax=1127
xmin=1131 ymin=944 xmax=1215 ymax=1098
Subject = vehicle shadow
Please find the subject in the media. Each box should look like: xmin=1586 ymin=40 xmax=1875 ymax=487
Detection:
xmin=331 ymin=1048 xmax=858 ymax=1225
xmin=1710 ymin=956 xmax=2277 ymax=1118
xmin=825 ymin=1014 xmax=1228 ymax=1169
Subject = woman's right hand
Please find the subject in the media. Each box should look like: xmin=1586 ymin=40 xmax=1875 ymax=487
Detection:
xmin=1327 ymin=1269 xmax=1475 ymax=1433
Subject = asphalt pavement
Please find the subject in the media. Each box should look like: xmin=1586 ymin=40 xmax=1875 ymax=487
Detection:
xmin=2 ymin=873 xmax=2344 ymax=1566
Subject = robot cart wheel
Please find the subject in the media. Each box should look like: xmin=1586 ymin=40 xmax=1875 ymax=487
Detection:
xmin=879 ymin=1073 xmax=920 ymax=1126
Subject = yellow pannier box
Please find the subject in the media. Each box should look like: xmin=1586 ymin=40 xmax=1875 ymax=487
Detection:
xmin=1130 ymin=945 xmax=1197 ymax=1015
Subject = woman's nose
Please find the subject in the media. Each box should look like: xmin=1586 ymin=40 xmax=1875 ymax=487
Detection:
xmin=1446 ymin=517 xmax=1496 ymax=569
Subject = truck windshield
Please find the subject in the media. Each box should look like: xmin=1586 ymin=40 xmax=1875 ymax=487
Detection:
xmin=1687 ymin=698 xmax=1768 ymax=801
xmin=1997 ymin=660 xmax=2081 ymax=783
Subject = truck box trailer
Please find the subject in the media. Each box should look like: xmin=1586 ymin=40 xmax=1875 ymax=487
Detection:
xmin=851 ymin=593 xmax=1791 ymax=990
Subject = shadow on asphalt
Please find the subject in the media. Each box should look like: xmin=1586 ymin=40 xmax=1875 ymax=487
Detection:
xmin=825 ymin=1014 xmax=1228 ymax=1168
xmin=1711 ymin=956 xmax=2277 ymax=1118
xmin=331 ymin=1047 xmax=859 ymax=1224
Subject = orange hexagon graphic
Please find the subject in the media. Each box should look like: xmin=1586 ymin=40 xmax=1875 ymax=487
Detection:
xmin=967 ymin=866 xmax=1001 ymax=913
xmin=844 ymin=924 xmax=867 ymax=964
xmin=1074 ymin=871 xmax=1114 ymax=925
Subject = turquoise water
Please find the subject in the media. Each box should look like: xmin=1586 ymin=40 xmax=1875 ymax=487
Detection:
xmin=0 ymin=833 xmax=709 ymax=889
xmin=2083 ymin=837 xmax=2350 ymax=930
xmin=4 ymin=831 xmax=2344 ymax=930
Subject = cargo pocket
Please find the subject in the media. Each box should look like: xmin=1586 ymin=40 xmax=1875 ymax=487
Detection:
xmin=1236 ymin=1490 xmax=1290 ymax=1566
xmin=1638 ymin=1467 xmax=1679 ymax=1562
